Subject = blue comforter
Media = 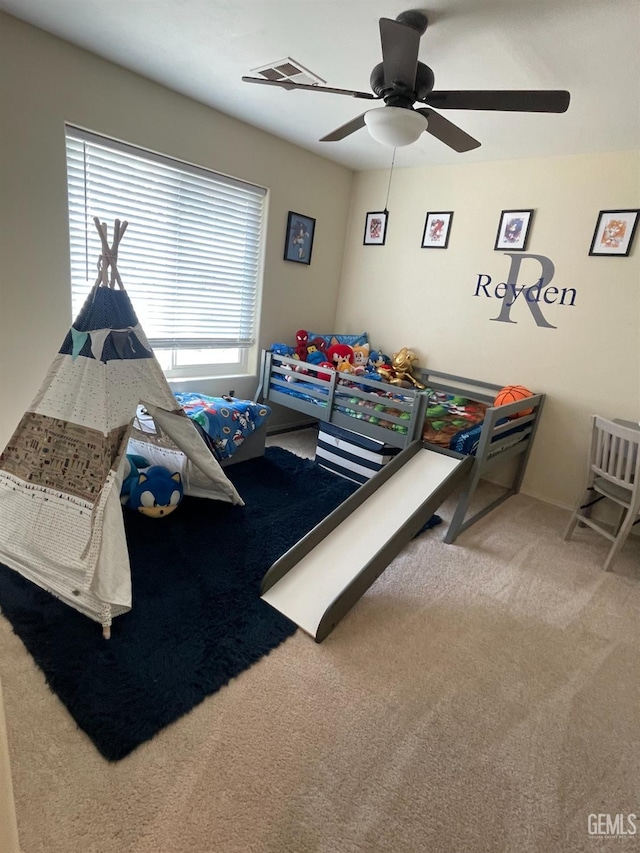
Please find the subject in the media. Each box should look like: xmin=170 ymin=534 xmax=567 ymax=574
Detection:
xmin=175 ymin=393 xmax=271 ymax=461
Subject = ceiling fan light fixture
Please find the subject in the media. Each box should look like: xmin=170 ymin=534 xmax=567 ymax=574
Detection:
xmin=364 ymin=107 xmax=428 ymax=147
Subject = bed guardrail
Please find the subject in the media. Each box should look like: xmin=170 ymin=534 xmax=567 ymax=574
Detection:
xmin=260 ymin=351 xmax=428 ymax=450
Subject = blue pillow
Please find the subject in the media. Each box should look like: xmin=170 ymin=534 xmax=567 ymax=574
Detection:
xmin=308 ymin=332 xmax=369 ymax=347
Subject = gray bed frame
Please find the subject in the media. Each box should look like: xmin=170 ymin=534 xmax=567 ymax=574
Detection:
xmin=257 ymin=350 xmax=545 ymax=542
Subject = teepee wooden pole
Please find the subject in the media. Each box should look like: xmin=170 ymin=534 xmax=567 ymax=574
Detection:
xmin=92 ymin=217 xmax=129 ymax=289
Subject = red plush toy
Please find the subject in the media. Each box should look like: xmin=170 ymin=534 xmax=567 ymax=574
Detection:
xmin=317 ymin=360 xmax=334 ymax=382
xmin=326 ymin=343 xmax=353 ymax=370
xmin=309 ymin=336 xmax=328 ymax=355
xmin=295 ymin=329 xmax=309 ymax=361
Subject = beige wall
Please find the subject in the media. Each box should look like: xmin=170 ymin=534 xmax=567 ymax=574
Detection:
xmin=337 ymin=151 xmax=640 ymax=507
xmin=0 ymin=13 xmax=352 ymax=446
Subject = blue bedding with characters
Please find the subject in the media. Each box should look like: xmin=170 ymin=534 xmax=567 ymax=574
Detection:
xmin=174 ymin=393 xmax=271 ymax=461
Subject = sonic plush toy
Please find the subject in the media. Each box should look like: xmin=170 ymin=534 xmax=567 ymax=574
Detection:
xmin=120 ymin=453 xmax=150 ymax=504
xmin=121 ymin=454 xmax=183 ymax=518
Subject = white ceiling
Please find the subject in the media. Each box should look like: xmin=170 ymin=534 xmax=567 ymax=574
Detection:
xmin=2 ymin=0 xmax=639 ymax=171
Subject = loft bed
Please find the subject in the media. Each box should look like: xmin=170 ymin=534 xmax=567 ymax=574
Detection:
xmin=257 ymin=350 xmax=545 ymax=543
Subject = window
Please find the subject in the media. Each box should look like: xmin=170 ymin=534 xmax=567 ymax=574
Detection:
xmin=65 ymin=126 xmax=266 ymax=378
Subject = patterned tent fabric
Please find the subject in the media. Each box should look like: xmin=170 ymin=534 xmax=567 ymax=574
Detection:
xmin=0 ymin=220 xmax=243 ymax=634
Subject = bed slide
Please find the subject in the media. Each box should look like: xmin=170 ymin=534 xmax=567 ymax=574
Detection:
xmin=260 ymin=442 xmax=473 ymax=642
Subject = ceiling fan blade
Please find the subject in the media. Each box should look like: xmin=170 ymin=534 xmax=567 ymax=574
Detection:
xmin=242 ymin=76 xmax=377 ymax=100
xmin=422 ymin=90 xmax=570 ymax=113
xmin=379 ymin=17 xmax=421 ymax=89
xmin=416 ymin=108 xmax=481 ymax=153
xmin=320 ymin=113 xmax=368 ymax=142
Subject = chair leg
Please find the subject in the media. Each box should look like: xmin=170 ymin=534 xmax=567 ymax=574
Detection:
xmin=564 ymin=489 xmax=602 ymax=539
xmin=613 ymin=506 xmax=627 ymax=536
xmin=603 ymin=511 xmax=637 ymax=572
xmin=564 ymin=490 xmax=589 ymax=540
xmin=564 ymin=512 xmax=578 ymax=540
xmin=578 ymin=489 xmax=603 ymax=526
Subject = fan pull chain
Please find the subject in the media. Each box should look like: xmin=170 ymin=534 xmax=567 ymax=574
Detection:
xmin=383 ymin=147 xmax=397 ymax=212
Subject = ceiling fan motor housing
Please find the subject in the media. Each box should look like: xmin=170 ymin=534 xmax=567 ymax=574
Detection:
xmin=395 ymin=10 xmax=428 ymax=34
xmin=370 ymin=61 xmax=435 ymax=106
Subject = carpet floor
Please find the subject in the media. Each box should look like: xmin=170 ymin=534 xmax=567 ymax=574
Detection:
xmin=2 ymin=429 xmax=640 ymax=852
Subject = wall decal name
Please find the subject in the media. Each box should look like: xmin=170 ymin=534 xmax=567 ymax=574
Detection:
xmin=474 ymin=253 xmax=576 ymax=329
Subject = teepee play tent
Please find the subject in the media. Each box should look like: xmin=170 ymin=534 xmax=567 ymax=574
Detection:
xmin=0 ymin=219 xmax=243 ymax=636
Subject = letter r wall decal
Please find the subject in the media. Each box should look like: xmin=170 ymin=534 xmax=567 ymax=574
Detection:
xmin=491 ymin=253 xmax=558 ymax=329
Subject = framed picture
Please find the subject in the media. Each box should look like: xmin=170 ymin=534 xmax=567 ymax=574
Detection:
xmin=422 ymin=211 xmax=454 ymax=249
xmin=284 ymin=211 xmax=316 ymax=264
xmin=494 ymin=209 xmax=534 ymax=251
xmin=589 ymin=209 xmax=640 ymax=257
xmin=363 ymin=210 xmax=388 ymax=246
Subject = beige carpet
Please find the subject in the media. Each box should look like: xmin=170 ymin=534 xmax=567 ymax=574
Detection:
xmin=2 ymin=429 xmax=640 ymax=853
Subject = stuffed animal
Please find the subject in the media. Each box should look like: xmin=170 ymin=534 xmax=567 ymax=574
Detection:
xmin=294 ymin=329 xmax=309 ymax=361
xmin=306 ymin=348 xmax=326 ymax=366
xmin=351 ymin=343 xmax=370 ymax=375
xmin=316 ymin=360 xmax=334 ymax=382
xmin=271 ymin=342 xmax=295 ymax=357
xmin=125 ymin=465 xmax=183 ymax=518
xmin=368 ymin=349 xmax=391 ymax=378
xmin=283 ymin=362 xmax=307 ymax=382
xmin=309 ymin=336 xmax=328 ymax=356
xmin=326 ymin=343 xmax=354 ymax=372
xmin=120 ymin=453 xmax=151 ymax=505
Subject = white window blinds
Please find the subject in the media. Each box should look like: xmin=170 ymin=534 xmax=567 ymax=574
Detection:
xmin=65 ymin=126 xmax=266 ymax=349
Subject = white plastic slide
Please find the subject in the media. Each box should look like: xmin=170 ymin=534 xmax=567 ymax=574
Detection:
xmin=261 ymin=443 xmax=472 ymax=641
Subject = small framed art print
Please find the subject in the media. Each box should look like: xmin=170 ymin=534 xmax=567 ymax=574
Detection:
xmin=422 ymin=211 xmax=453 ymax=249
xmin=494 ymin=209 xmax=534 ymax=251
xmin=363 ymin=210 xmax=388 ymax=246
xmin=284 ymin=211 xmax=316 ymax=265
xmin=589 ymin=209 xmax=640 ymax=257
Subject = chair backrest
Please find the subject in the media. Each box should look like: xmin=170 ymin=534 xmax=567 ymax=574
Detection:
xmin=591 ymin=415 xmax=640 ymax=492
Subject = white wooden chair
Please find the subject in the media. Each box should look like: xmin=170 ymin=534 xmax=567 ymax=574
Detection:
xmin=564 ymin=415 xmax=640 ymax=571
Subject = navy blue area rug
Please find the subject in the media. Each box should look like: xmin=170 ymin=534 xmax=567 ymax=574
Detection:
xmin=0 ymin=448 xmax=358 ymax=760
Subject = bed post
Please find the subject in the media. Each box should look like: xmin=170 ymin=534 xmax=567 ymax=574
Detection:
xmin=443 ymin=408 xmax=497 ymax=544
xmin=510 ymin=394 xmax=545 ymax=494
xmin=253 ymin=349 xmax=270 ymax=402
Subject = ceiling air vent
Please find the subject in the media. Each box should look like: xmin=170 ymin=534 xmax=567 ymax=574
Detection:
xmin=249 ymin=58 xmax=326 ymax=87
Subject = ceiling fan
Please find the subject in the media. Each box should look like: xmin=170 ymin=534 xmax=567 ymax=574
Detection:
xmin=242 ymin=10 xmax=570 ymax=152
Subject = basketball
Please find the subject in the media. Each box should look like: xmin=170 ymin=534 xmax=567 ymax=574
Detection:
xmin=494 ymin=385 xmax=534 ymax=418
